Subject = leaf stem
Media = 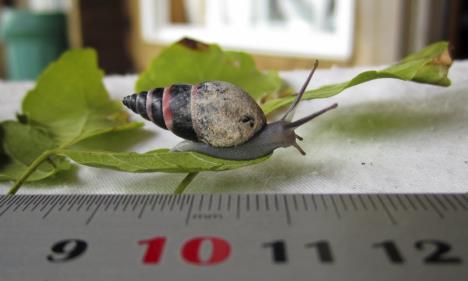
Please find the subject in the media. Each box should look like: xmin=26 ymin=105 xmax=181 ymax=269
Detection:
xmin=7 ymin=150 xmax=56 ymax=195
xmin=174 ymin=172 xmax=199 ymax=194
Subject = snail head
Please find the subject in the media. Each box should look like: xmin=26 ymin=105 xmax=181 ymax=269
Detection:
xmin=269 ymin=60 xmax=338 ymax=155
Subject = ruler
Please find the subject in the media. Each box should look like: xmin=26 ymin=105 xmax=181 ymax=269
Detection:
xmin=0 ymin=194 xmax=467 ymax=281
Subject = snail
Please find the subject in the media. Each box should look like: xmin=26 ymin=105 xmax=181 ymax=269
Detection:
xmin=123 ymin=61 xmax=337 ymax=160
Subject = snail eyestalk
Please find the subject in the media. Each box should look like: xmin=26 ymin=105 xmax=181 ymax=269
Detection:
xmin=281 ymin=59 xmax=319 ymax=121
xmin=285 ymin=103 xmax=338 ymax=129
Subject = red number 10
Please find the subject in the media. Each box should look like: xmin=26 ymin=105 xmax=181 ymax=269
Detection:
xmin=138 ymin=236 xmax=231 ymax=266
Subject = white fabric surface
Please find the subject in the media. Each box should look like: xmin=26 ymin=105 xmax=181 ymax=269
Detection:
xmin=1 ymin=62 xmax=468 ymax=194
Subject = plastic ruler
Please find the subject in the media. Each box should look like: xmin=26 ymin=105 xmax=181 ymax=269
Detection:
xmin=0 ymin=193 xmax=467 ymax=281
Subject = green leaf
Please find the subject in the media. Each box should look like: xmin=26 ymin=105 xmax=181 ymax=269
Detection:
xmin=22 ymin=49 xmax=142 ymax=145
xmin=261 ymin=42 xmax=453 ymax=115
xmin=0 ymin=121 xmax=70 ymax=181
xmin=136 ymin=38 xmax=283 ymax=101
xmin=1 ymin=49 xmax=142 ymax=189
xmin=58 ymin=149 xmax=270 ymax=173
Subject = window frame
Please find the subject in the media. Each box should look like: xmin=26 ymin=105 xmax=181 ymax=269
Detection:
xmin=140 ymin=0 xmax=355 ymax=60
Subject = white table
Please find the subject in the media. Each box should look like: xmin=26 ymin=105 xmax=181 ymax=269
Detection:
xmin=1 ymin=62 xmax=468 ymax=194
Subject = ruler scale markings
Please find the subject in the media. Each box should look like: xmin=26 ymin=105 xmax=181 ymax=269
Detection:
xmin=329 ymin=196 xmax=341 ymax=219
xmin=283 ymin=196 xmax=292 ymax=226
xmin=404 ymin=194 xmax=418 ymax=211
xmin=292 ymin=195 xmax=299 ymax=211
xmin=431 ymin=194 xmax=451 ymax=214
xmin=338 ymin=194 xmax=348 ymax=211
xmin=114 ymin=195 xmax=124 ymax=211
xmin=137 ymin=195 xmax=150 ymax=219
xmin=66 ymin=195 xmax=80 ymax=212
xmin=395 ymin=194 xmax=408 ymax=211
xmin=76 ymin=195 xmax=89 ymax=211
xmin=57 ymin=195 xmax=73 ymax=211
xmin=0 ymin=195 xmax=14 ymax=206
xmin=21 ymin=195 xmax=35 ymax=208
xmin=255 ymin=194 xmax=260 ymax=211
xmin=85 ymin=196 xmax=97 ymax=211
xmin=0 ymin=197 xmax=10 ymax=211
xmin=168 ymin=195 xmax=177 ymax=211
xmin=179 ymin=195 xmax=187 ymax=211
xmin=376 ymin=195 xmax=397 ymax=225
xmin=441 ymin=194 xmax=458 ymax=211
xmin=130 ymin=195 xmax=139 ymax=211
xmin=39 ymin=195 xmax=54 ymax=212
xmin=160 ymin=195 xmax=169 ymax=211
xmin=73 ymin=194 xmax=84 ymax=210
xmin=131 ymin=195 xmax=141 ymax=211
xmin=121 ymin=195 xmax=132 ymax=211
xmin=216 ymin=194 xmax=222 ymax=211
xmin=12 ymin=195 xmax=29 ymax=212
xmin=84 ymin=195 xmax=95 ymax=210
xmin=348 ymin=195 xmax=358 ymax=211
xmin=127 ymin=194 xmax=136 ymax=211
xmin=185 ymin=195 xmax=194 ymax=226
xmin=0 ymin=196 xmax=20 ymax=217
xmin=310 ymin=195 xmax=318 ymax=211
xmin=236 ymin=194 xmax=241 ymax=219
xmin=274 ymin=194 xmax=280 ymax=211
xmin=0 ymin=196 xmax=9 ymax=208
xmin=175 ymin=195 xmax=182 ymax=208
xmin=301 ymin=194 xmax=309 ymax=211
xmin=227 ymin=194 xmax=232 ymax=211
xmin=0 ymin=196 xmax=20 ymax=216
xmin=8 ymin=195 xmax=23 ymax=212
xmin=103 ymin=195 xmax=115 ymax=211
xmin=423 ymin=194 xmax=444 ymax=219
xmin=149 ymin=195 xmax=158 ymax=211
xmin=33 ymin=195 xmax=48 ymax=212
xmin=157 ymin=194 xmax=165 ymax=210
xmin=100 ymin=195 xmax=112 ymax=212
xmin=207 ymin=194 xmax=213 ymax=211
xmin=432 ymin=194 xmax=448 ymax=211
xmin=85 ymin=196 xmax=104 ymax=225
xmin=112 ymin=195 xmax=124 ymax=211
xmin=265 ymin=194 xmax=270 ymax=211
xmin=104 ymin=195 xmax=113 ymax=211
xmin=149 ymin=195 xmax=160 ymax=211
xmin=42 ymin=196 xmax=62 ymax=219
xmin=21 ymin=195 xmax=36 ymax=212
xmin=120 ymin=195 xmax=131 ymax=211
xmin=385 ymin=195 xmax=398 ymax=211
xmin=320 ymin=195 xmax=328 ymax=211
xmin=197 ymin=194 xmax=204 ymax=211
xmin=67 ymin=194 xmax=77 ymax=206
xmin=1 ymin=193 xmax=468 ymax=280
xmin=413 ymin=195 xmax=428 ymax=211
xmin=367 ymin=195 xmax=378 ymax=211
xmin=357 ymin=194 xmax=368 ymax=211
xmin=76 ymin=195 xmax=90 ymax=212
xmin=451 ymin=194 xmax=467 ymax=210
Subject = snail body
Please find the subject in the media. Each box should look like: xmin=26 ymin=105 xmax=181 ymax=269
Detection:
xmin=123 ymin=61 xmax=337 ymax=160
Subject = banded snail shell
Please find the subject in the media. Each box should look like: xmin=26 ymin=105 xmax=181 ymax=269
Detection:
xmin=123 ymin=81 xmax=266 ymax=147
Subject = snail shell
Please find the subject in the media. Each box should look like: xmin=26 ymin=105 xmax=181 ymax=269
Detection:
xmin=123 ymin=81 xmax=266 ymax=147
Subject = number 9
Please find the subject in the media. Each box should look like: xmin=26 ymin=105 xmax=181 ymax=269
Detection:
xmin=47 ymin=239 xmax=88 ymax=263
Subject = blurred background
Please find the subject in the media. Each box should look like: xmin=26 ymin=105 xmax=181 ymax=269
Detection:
xmin=0 ymin=0 xmax=466 ymax=80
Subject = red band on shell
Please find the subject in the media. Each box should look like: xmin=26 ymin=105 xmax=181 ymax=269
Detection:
xmin=146 ymin=89 xmax=154 ymax=122
xmin=162 ymin=86 xmax=173 ymax=130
